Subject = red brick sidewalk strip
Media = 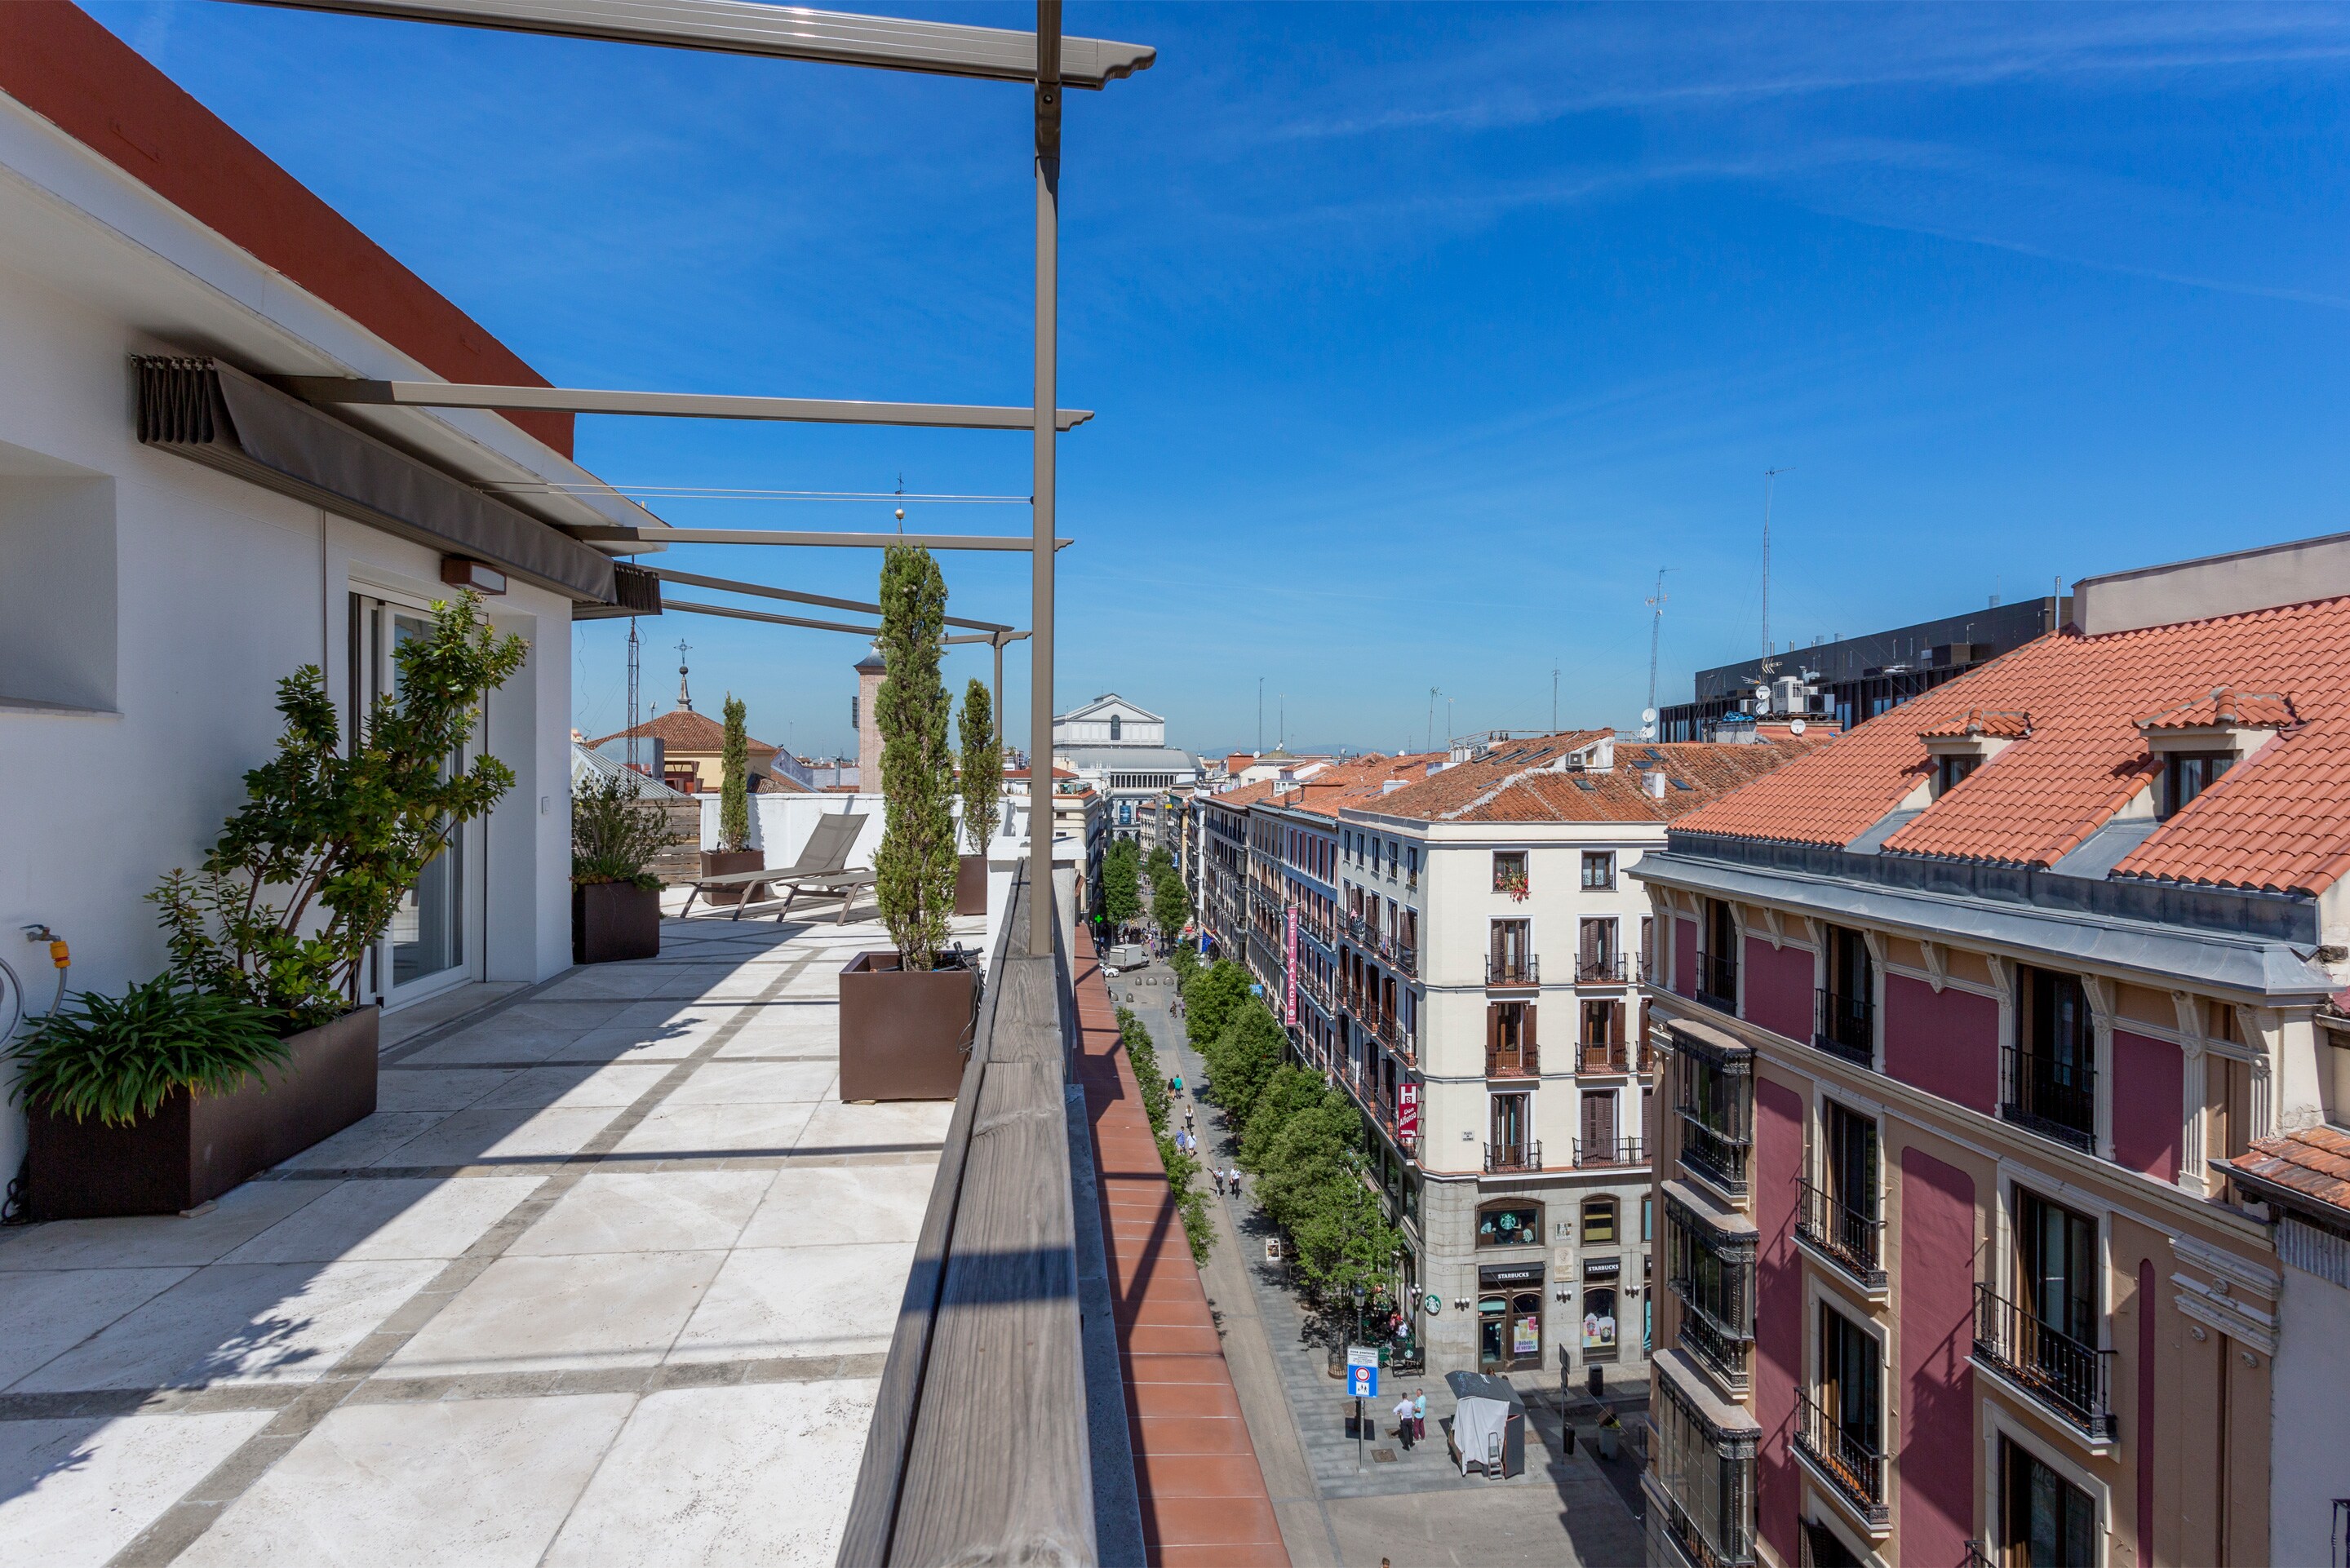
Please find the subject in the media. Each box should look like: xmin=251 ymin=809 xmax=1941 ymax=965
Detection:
xmin=1072 ymin=932 xmax=1289 ymax=1568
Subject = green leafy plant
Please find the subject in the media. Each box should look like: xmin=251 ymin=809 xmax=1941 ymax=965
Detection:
xmin=1200 ymin=996 xmax=1287 ymax=1127
xmin=1183 ymin=959 xmax=1251 ymax=1048
xmin=958 ymin=678 xmax=1002 ymax=855
xmin=1241 ymin=1075 xmax=1405 ymax=1302
xmin=8 ymin=976 xmax=290 ymax=1127
xmin=151 ymin=593 xmax=527 ymax=1030
xmin=1146 ymin=846 xmax=1191 ymax=936
xmin=573 ymin=769 xmax=681 ymax=889
xmin=1168 ymin=942 xmax=1200 ymax=992
xmin=718 ymin=693 xmax=752 ymax=853
xmin=873 ymin=544 xmax=956 ymax=970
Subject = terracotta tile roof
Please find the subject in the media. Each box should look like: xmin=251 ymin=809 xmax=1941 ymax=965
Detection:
xmin=1333 ymin=731 xmax=1613 ymax=822
xmin=1918 ymin=709 xmax=2032 ymax=740
xmin=1674 ymin=593 xmax=2350 ymax=894
xmin=1314 ymin=736 xmax=1828 ymax=826
xmin=585 ymin=709 xmax=776 ymax=755
xmin=2135 ymin=688 xmax=2297 ymax=731
xmin=1261 ymin=753 xmax=1449 ymax=819
xmin=2223 ymin=1125 xmax=2350 ymax=1217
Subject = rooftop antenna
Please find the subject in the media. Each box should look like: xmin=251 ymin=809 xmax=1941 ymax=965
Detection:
xmin=1761 ymin=467 xmax=1790 ymax=675
xmin=1426 ymin=687 xmax=1439 ymax=753
xmin=1551 ymin=664 xmax=1559 ymax=732
xmin=1646 ymin=567 xmax=1670 ymax=719
xmin=1257 ymin=675 xmax=1265 ymax=754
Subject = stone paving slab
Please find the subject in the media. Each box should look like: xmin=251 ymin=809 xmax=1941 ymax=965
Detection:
xmin=0 ymin=901 xmax=979 ymax=1567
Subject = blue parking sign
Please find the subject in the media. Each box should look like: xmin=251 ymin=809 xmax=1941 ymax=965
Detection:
xmin=1349 ymin=1365 xmax=1378 ymax=1399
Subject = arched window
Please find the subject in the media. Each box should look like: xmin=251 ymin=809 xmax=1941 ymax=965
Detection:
xmin=1109 ymin=714 xmax=1123 ymax=741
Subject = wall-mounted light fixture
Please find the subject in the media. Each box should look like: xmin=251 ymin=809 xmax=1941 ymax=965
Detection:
xmin=441 ymin=557 xmax=508 ymax=595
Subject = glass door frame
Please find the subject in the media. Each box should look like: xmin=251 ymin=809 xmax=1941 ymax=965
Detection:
xmin=349 ymin=590 xmax=488 ymax=1011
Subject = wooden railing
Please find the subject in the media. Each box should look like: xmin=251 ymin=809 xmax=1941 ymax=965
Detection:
xmin=840 ymin=867 xmax=1138 ymax=1566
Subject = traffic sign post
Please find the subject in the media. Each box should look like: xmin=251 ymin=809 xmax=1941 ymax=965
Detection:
xmin=1346 ymin=1346 xmax=1380 ymax=1468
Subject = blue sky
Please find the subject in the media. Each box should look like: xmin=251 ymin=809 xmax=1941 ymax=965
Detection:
xmin=98 ymin=2 xmax=2350 ymax=758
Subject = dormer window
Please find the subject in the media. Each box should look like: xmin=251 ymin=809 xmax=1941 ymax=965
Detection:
xmin=2135 ymin=688 xmax=2294 ymax=818
xmin=1917 ymin=709 xmax=2029 ymax=800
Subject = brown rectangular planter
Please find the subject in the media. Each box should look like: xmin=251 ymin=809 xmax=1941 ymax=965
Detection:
xmin=27 ymin=1004 xmax=380 ymax=1220
xmin=838 ymin=952 xmax=978 ymax=1101
xmin=956 ymin=853 xmax=988 ymax=917
xmin=574 ymin=882 xmax=663 ymax=963
xmin=699 ymin=848 xmax=766 ymax=906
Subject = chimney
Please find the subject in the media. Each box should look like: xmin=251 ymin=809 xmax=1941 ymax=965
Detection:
xmin=1644 ymin=769 xmax=1667 ymax=800
xmin=854 ymin=642 xmax=886 ymax=783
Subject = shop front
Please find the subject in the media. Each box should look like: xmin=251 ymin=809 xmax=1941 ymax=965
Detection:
xmin=1477 ymin=1260 xmax=1545 ymax=1373
xmin=1579 ymin=1255 xmax=1621 ymax=1366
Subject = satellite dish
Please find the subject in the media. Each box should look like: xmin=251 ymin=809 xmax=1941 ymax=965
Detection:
xmin=1640 ymin=707 xmax=1658 ymax=723
xmin=1789 ymin=718 xmax=1807 ymax=735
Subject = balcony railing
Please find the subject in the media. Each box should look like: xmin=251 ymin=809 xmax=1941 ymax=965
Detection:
xmin=1795 ymin=1388 xmax=1887 ymax=1527
xmin=1972 ymin=1282 xmax=2116 ymax=1439
xmin=1676 ymin=1109 xmax=1750 ymax=1197
xmin=1485 ymin=1044 xmax=1539 ymax=1079
xmin=1394 ymin=941 xmax=1418 ymax=979
xmin=1797 ymin=1180 xmax=1885 ymax=1291
xmin=1661 ymin=1499 xmax=1755 ymax=1568
xmin=1811 ymin=987 xmax=1872 ymax=1067
xmin=1696 ymin=951 xmax=1738 ymax=1012
xmin=1572 ymin=1136 xmax=1644 ymax=1167
xmin=1484 ymin=1141 xmax=1542 ymax=1173
xmin=1580 ymin=1041 xmax=1630 ymax=1074
xmin=1671 ymin=1292 xmax=1752 ymax=1393
xmin=2001 ymin=1043 xmax=2097 ymax=1153
xmin=1576 ymin=952 xmax=1629 ymax=983
xmin=1487 ymin=953 xmax=1540 ymax=987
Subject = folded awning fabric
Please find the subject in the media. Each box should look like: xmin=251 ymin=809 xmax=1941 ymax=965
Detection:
xmin=135 ymin=355 xmax=617 ymax=605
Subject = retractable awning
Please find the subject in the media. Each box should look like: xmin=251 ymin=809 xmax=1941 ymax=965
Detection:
xmin=135 ymin=355 xmax=619 ymax=605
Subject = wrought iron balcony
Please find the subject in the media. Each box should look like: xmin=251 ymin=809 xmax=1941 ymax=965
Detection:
xmin=1676 ymin=1109 xmax=1750 ymax=1197
xmin=1580 ymin=1041 xmax=1631 ymax=1074
xmin=1486 ymin=953 xmax=1540 ymax=987
xmin=1795 ymin=1387 xmax=1887 ymax=1528
xmin=1972 ymin=1282 xmax=2116 ymax=1439
xmin=1797 ymin=1180 xmax=1885 ymax=1291
xmin=1671 ymin=1291 xmax=1752 ymax=1394
xmin=1696 ymin=951 xmax=1738 ymax=1013
xmin=1576 ymin=952 xmax=1629 ymax=984
xmin=1811 ymin=987 xmax=1873 ymax=1067
xmin=1485 ymin=1043 xmax=1538 ymax=1080
xmin=1483 ymin=1141 xmax=1542 ymax=1173
xmin=1572 ymin=1136 xmax=1644 ymax=1167
xmin=2000 ymin=1043 xmax=2097 ymax=1152
xmin=1393 ymin=941 xmax=1418 ymax=978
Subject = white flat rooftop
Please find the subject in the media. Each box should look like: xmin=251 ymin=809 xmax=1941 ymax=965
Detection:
xmin=0 ymin=897 xmax=971 ymax=1567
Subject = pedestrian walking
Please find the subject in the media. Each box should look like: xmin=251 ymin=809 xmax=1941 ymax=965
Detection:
xmin=1172 ymin=1072 xmax=1185 ymax=1096
xmin=1413 ymin=1389 xmax=1428 ymax=1442
xmin=1210 ymin=1168 xmax=1225 ymax=1197
xmin=1393 ymin=1394 xmax=1417 ymax=1451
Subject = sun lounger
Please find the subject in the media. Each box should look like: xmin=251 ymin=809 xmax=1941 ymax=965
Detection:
xmin=679 ymin=813 xmax=867 ymax=921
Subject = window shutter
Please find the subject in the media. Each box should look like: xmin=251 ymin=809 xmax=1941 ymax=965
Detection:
xmin=1487 ymin=1003 xmax=1501 ymax=1056
xmin=1524 ymin=1003 xmax=1539 ymax=1064
xmin=1610 ymin=1001 xmax=1625 ymax=1047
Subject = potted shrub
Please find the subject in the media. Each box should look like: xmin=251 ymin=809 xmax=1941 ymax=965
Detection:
xmin=572 ymin=769 xmax=676 ymax=963
xmin=26 ymin=593 xmax=525 ymax=1219
xmin=699 ymin=693 xmax=765 ymax=905
xmin=840 ymin=543 xmax=976 ymax=1102
xmin=955 ymin=677 xmax=1000 ymax=916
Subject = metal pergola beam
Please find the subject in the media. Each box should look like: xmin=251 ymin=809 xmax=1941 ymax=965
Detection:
xmin=280 ymin=378 xmax=1094 ymax=432
xmin=575 ymin=526 xmax=1069 ymax=551
xmin=237 ymin=0 xmax=1154 ymax=87
xmin=650 ymin=565 xmax=1013 ymax=631
xmin=663 ymin=596 xmax=878 ymax=637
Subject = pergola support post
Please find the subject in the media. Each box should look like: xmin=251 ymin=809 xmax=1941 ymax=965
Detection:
xmin=1028 ymin=0 xmax=1061 ymax=957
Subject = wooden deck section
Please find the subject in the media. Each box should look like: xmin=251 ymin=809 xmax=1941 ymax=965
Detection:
xmin=1072 ymin=934 xmax=1289 ymax=1568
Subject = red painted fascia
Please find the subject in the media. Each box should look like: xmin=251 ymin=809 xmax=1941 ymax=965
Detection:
xmin=0 ymin=2 xmax=573 ymax=458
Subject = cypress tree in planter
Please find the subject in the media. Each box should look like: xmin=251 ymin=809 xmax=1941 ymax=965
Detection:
xmin=24 ymin=593 xmax=525 ymax=1217
xmin=839 ymin=544 xmax=973 ymax=1101
xmin=700 ymin=693 xmax=765 ymax=905
xmin=955 ymin=677 xmax=1001 ymax=915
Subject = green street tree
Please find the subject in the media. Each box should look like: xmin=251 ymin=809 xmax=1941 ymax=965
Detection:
xmin=1101 ymin=836 xmax=1142 ymax=928
xmin=1183 ymin=959 xmax=1250 ymax=1048
xmin=1202 ymin=997 xmax=1286 ymax=1127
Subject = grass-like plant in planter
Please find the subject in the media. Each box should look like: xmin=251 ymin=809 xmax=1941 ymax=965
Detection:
xmin=10 ymin=977 xmax=285 ymax=1127
xmin=573 ymin=769 xmax=680 ymax=963
xmin=954 ymin=677 xmax=1001 ymax=915
xmin=701 ymin=693 xmax=765 ymax=906
xmin=839 ymin=543 xmax=973 ymax=1101
xmin=20 ymin=591 xmax=526 ymax=1220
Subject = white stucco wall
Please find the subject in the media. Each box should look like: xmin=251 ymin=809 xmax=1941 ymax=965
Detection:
xmin=0 ymin=188 xmax=574 ymax=1187
xmin=2272 ymin=1258 xmax=2350 ymax=1568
